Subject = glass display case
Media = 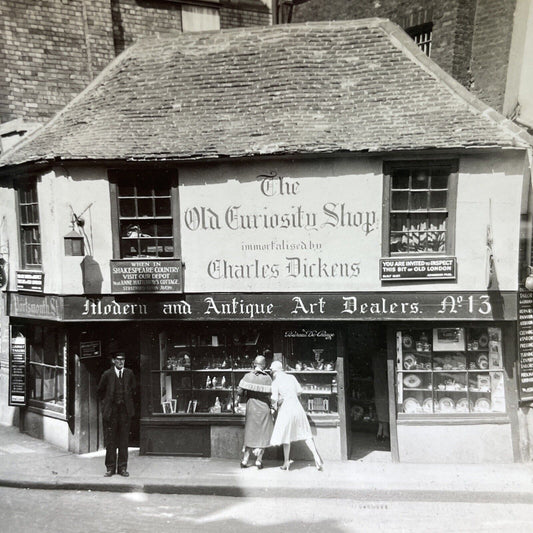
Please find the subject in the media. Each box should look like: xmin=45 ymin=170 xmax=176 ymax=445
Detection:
xmin=396 ymin=326 xmax=505 ymax=415
xmin=282 ymin=328 xmax=338 ymax=415
xmin=152 ymin=326 xmax=272 ymax=415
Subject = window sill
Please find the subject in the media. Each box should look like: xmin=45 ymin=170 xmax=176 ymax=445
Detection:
xmin=27 ymin=402 xmax=67 ymax=421
xmin=397 ymin=413 xmax=509 ymax=425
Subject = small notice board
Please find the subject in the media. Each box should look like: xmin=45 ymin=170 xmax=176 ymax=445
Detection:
xmin=80 ymin=340 xmax=101 ymax=359
xmin=9 ymin=331 xmax=27 ymax=406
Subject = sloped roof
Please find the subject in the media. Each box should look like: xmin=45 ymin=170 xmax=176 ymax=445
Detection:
xmin=1 ymin=18 xmax=531 ymax=169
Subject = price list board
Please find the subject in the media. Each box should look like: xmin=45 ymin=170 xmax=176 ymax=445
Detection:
xmin=518 ymin=286 xmax=533 ymax=402
xmin=9 ymin=333 xmax=27 ymax=406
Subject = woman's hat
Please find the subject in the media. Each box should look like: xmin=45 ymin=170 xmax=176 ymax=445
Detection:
xmin=270 ymin=360 xmax=283 ymax=372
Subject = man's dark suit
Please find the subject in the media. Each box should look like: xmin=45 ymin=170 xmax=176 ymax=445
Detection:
xmin=97 ymin=366 xmax=136 ymax=474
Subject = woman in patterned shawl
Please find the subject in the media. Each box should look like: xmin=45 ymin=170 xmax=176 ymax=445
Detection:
xmin=236 ymin=355 xmax=274 ymax=469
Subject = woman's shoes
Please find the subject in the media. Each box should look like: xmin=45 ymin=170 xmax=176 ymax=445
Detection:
xmin=240 ymin=461 xmax=250 ymax=468
xmin=255 ymin=461 xmax=263 ymax=470
xmin=315 ymin=459 xmax=324 ymax=471
xmin=280 ymin=462 xmax=291 ymax=471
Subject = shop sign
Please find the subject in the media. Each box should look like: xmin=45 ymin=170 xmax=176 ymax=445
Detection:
xmin=9 ymin=293 xmax=62 ymax=320
xmin=380 ymin=257 xmax=456 ymax=281
xmin=518 ymin=286 xmax=533 ymax=402
xmin=79 ymin=340 xmax=101 ymax=359
xmin=180 ymin=166 xmax=381 ymax=292
xmin=9 ymin=331 xmax=26 ymax=406
xmin=16 ymin=271 xmax=44 ymax=292
xmin=60 ymin=291 xmax=517 ymax=321
xmin=110 ymin=259 xmax=182 ymax=294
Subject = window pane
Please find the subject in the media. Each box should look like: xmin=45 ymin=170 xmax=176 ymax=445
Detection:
xmin=430 ymin=191 xmax=447 ymax=209
xmin=138 ymin=198 xmax=154 ymax=217
xmin=155 ymin=198 xmax=171 ymax=217
xmin=137 ymin=184 xmax=153 ymax=197
xmin=392 ymin=169 xmax=410 ymax=189
xmin=154 ymin=183 xmax=170 ymax=196
xmin=120 ymin=198 xmax=136 ymax=217
xmin=30 ymin=364 xmax=43 ymax=400
xmin=158 ymin=223 xmax=173 ymax=237
xmin=429 ymin=213 xmax=447 ymax=231
xmin=430 ymin=168 xmax=449 ymax=189
xmin=390 ymin=232 xmax=408 ymax=253
xmin=160 ymin=239 xmax=174 ymax=256
xmin=391 ymin=191 xmax=409 ymax=210
xmin=119 ymin=185 xmax=135 ymax=197
xmin=412 ymin=169 xmax=429 ymax=189
xmin=410 ymin=191 xmax=428 ymax=210
xmin=410 ymin=213 xmax=428 ymax=232
xmin=428 ymin=231 xmax=446 ymax=252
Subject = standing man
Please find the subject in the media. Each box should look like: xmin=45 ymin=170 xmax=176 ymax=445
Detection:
xmin=97 ymin=352 xmax=136 ymax=477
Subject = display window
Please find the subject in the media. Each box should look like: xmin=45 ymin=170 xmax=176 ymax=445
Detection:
xmin=151 ymin=325 xmax=274 ymax=415
xmin=281 ymin=326 xmax=338 ymax=415
xmin=396 ymin=326 xmax=505 ymax=415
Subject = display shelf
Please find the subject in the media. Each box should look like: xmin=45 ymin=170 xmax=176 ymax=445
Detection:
xmin=396 ymin=326 xmax=505 ymax=415
xmin=287 ymin=370 xmax=337 ymax=374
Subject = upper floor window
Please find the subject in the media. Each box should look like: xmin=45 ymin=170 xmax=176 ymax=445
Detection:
xmin=17 ymin=179 xmax=42 ymax=268
xmin=383 ymin=161 xmax=457 ymax=256
xmin=407 ymin=22 xmax=433 ymax=57
xmin=110 ymin=169 xmax=177 ymax=259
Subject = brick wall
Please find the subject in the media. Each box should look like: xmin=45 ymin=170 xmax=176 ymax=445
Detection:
xmin=470 ymin=0 xmax=516 ymax=112
xmin=110 ymin=0 xmax=182 ymax=55
xmin=0 ymin=0 xmax=271 ymax=127
xmin=0 ymin=0 xmax=114 ymax=124
xmin=293 ymin=0 xmax=478 ymax=90
xmin=220 ymin=6 xmax=270 ymax=28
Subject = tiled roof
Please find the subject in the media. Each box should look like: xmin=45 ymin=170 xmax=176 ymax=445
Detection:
xmin=1 ymin=19 xmax=531 ymax=169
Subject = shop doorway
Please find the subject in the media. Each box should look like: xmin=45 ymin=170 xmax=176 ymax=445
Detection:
xmin=74 ymin=324 xmax=141 ymax=452
xmin=345 ymin=324 xmax=391 ymax=461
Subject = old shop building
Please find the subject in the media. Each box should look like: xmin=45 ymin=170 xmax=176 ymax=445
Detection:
xmin=0 ymin=20 xmax=532 ymax=463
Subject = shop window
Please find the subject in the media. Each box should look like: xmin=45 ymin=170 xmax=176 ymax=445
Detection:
xmin=383 ymin=161 xmax=457 ymax=256
xmin=406 ymin=22 xmax=433 ymax=57
xmin=25 ymin=326 xmax=66 ymax=414
xmin=152 ymin=325 xmax=273 ymax=415
xmin=281 ymin=327 xmax=338 ymax=416
xmin=109 ymin=169 xmax=178 ymax=259
xmin=17 ymin=179 xmax=42 ymax=268
xmin=396 ymin=326 xmax=506 ymax=416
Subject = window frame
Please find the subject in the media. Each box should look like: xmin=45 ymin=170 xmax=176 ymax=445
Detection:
xmin=382 ymin=160 xmax=458 ymax=257
xmin=22 ymin=325 xmax=67 ymax=415
xmin=406 ymin=22 xmax=433 ymax=57
xmin=108 ymin=168 xmax=180 ymax=260
xmin=16 ymin=177 xmax=42 ymax=270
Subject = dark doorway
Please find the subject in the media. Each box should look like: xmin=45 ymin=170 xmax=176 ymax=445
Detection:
xmin=345 ymin=323 xmax=391 ymax=461
xmin=73 ymin=324 xmax=141 ymax=452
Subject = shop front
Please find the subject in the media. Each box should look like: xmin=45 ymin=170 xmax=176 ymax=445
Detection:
xmin=8 ymin=289 xmax=518 ymax=463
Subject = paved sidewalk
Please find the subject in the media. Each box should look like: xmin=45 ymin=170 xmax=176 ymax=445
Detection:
xmin=1 ymin=424 xmax=533 ymax=501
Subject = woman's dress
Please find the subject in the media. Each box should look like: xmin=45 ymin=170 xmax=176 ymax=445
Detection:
xmin=237 ymin=370 xmax=273 ymax=448
xmin=270 ymin=371 xmax=313 ymax=445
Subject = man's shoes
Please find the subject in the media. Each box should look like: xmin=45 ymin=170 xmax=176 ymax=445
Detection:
xmin=119 ymin=469 xmax=129 ymax=477
xmin=104 ymin=470 xmax=114 ymax=477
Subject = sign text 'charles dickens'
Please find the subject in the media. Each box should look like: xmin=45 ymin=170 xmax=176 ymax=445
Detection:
xmin=380 ymin=257 xmax=456 ymax=281
xmin=110 ymin=259 xmax=182 ymax=294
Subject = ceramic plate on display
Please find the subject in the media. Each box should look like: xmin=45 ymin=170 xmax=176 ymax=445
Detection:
xmin=422 ymin=398 xmax=437 ymax=413
xmin=478 ymin=333 xmax=489 ymax=348
xmin=438 ymin=397 xmax=455 ymax=412
xmin=474 ymin=397 xmax=491 ymax=413
xmin=455 ymin=397 xmax=473 ymax=413
xmin=403 ymin=397 xmax=420 ymax=414
xmin=403 ymin=354 xmax=417 ymax=370
xmin=403 ymin=374 xmax=422 ymax=388
xmin=477 ymin=354 xmax=489 ymax=369
xmin=403 ymin=335 xmax=413 ymax=349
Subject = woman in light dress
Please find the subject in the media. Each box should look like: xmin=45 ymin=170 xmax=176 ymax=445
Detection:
xmin=269 ymin=360 xmax=324 ymax=471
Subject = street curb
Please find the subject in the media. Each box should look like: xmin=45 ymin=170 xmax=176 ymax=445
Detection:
xmin=1 ymin=476 xmax=533 ymax=503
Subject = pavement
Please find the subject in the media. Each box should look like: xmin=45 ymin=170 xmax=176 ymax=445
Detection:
xmin=1 ymin=423 xmax=533 ymax=501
